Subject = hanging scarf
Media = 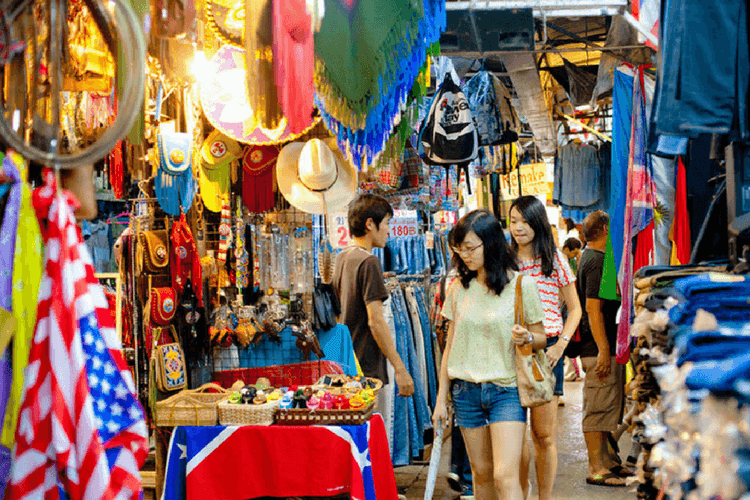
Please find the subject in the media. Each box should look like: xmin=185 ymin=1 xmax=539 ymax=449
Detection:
xmin=0 ymin=152 xmax=43 ymax=448
xmin=245 ymin=0 xmax=284 ymax=131
xmin=171 ymin=213 xmax=204 ymax=308
xmin=272 ymin=0 xmax=314 ymax=134
xmin=109 ymin=139 xmax=124 ymax=200
xmin=617 ymin=68 xmax=656 ymax=365
xmin=8 ymin=170 xmax=148 ymax=500
xmin=0 ymin=152 xmax=17 ymax=312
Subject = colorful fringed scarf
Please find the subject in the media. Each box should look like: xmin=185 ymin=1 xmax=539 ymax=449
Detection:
xmin=314 ymin=0 xmax=445 ymax=170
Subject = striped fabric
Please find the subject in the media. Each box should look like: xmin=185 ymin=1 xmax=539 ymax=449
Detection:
xmin=517 ymin=249 xmax=575 ymax=337
xmin=8 ymin=171 xmax=148 ymax=500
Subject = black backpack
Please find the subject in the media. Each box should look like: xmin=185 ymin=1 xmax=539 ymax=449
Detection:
xmin=420 ymin=73 xmax=479 ymax=166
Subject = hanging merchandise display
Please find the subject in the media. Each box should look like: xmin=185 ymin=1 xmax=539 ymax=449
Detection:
xmin=463 ymin=70 xmax=520 ymax=147
xmin=276 ymin=138 xmax=357 ymax=214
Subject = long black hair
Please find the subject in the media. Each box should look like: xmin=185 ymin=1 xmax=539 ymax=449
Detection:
xmin=509 ymin=195 xmax=556 ymax=277
xmin=452 ymin=209 xmax=517 ymax=296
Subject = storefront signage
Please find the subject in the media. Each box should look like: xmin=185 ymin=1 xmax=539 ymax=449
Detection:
xmin=499 ymin=162 xmax=549 ymax=200
xmin=390 ymin=210 xmax=418 ymax=237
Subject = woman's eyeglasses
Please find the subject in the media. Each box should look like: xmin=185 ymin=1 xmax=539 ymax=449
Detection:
xmin=452 ymin=243 xmax=483 ymax=257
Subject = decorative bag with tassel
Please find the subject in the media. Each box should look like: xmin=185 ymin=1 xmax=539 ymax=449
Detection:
xmin=513 ymin=275 xmax=555 ymax=408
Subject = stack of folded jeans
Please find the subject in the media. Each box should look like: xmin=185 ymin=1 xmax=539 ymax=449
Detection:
xmin=627 ymin=267 xmax=750 ymax=500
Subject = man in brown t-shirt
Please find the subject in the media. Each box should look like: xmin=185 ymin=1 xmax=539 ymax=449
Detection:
xmin=333 ymin=194 xmax=414 ymax=397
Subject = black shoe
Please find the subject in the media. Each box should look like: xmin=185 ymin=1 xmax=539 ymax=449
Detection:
xmin=446 ymin=472 xmax=461 ymax=492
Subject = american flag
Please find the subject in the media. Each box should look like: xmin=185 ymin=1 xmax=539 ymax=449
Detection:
xmin=7 ymin=171 xmax=148 ymax=500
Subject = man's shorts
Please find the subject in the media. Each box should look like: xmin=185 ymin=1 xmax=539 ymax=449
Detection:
xmin=580 ymin=357 xmax=625 ymax=433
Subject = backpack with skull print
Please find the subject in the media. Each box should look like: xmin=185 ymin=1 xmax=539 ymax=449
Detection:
xmin=419 ymin=73 xmax=479 ymax=165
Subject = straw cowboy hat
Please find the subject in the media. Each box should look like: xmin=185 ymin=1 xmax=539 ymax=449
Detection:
xmin=276 ymin=138 xmax=357 ymax=214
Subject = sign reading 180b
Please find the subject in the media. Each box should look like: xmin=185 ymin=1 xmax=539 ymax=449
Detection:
xmin=390 ymin=210 xmax=418 ymax=237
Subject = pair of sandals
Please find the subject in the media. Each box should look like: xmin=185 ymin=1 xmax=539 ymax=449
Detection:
xmin=586 ymin=464 xmax=634 ymax=487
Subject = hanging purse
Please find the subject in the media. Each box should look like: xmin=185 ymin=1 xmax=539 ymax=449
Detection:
xmin=150 ymin=287 xmax=177 ymax=326
xmin=513 ymin=275 xmax=555 ymax=408
xmin=151 ymin=326 xmax=187 ymax=392
xmin=155 ymin=131 xmax=196 ymax=216
xmin=138 ymin=229 xmax=170 ymax=274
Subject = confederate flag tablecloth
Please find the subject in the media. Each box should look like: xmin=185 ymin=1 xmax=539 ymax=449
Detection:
xmin=162 ymin=413 xmax=397 ymax=500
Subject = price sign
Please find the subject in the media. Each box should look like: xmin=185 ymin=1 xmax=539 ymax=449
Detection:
xmin=328 ymin=211 xmax=351 ymax=249
xmin=425 ymin=231 xmax=435 ymax=249
xmin=390 ymin=210 xmax=418 ymax=237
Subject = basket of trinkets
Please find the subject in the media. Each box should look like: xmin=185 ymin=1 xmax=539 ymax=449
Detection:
xmin=217 ymin=378 xmax=283 ymax=426
xmin=275 ymin=380 xmax=379 ymax=426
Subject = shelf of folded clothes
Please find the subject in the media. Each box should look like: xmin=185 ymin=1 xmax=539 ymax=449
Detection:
xmin=626 ymin=265 xmax=750 ymax=500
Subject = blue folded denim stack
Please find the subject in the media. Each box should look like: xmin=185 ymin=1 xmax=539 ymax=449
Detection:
xmin=628 ymin=267 xmax=750 ymax=500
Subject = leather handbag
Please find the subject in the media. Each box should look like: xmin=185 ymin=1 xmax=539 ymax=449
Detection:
xmin=138 ymin=229 xmax=170 ymax=274
xmin=514 ymin=275 xmax=555 ymax=408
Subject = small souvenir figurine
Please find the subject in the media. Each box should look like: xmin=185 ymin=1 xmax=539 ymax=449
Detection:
xmin=315 ymin=389 xmax=326 ymax=398
xmin=240 ymin=385 xmax=257 ymax=404
xmin=279 ymin=392 xmax=293 ymax=409
xmin=349 ymin=394 xmax=366 ymax=410
xmin=255 ymin=377 xmax=271 ymax=391
xmin=333 ymin=394 xmax=349 ymax=410
xmin=293 ymin=389 xmax=307 ymax=409
xmin=229 ymin=392 xmax=242 ymax=404
xmin=320 ymin=392 xmax=334 ymax=409
xmin=306 ymin=395 xmax=320 ymax=410
xmin=361 ymin=388 xmax=375 ymax=405
xmin=267 ymin=389 xmax=283 ymax=401
xmin=303 ymin=386 xmax=314 ymax=398
xmin=253 ymin=393 xmax=267 ymax=405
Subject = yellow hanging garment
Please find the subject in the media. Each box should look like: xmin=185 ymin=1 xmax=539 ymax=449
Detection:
xmin=1 ymin=155 xmax=43 ymax=448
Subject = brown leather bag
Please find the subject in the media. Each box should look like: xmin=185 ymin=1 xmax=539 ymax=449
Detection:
xmin=514 ymin=275 xmax=555 ymax=408
xmin=139 ymin=230 xmax=170 ymax=274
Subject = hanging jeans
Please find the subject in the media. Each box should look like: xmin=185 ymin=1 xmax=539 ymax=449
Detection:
xmin=415 ymin=287 xmax=438 ymax=409
xmin=381 ymin=297 xmax=397 ymax=458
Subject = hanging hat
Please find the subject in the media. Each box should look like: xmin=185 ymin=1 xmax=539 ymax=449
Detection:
xmin=276 ymin=138 xmax=357 ymax=214
xmin=242 ymin=144 xmax=278 ymax=214
xmin=199 ymin=45 xmax=320 ymax=146
xmin=198 ymin=130 xmax=243 ymax=213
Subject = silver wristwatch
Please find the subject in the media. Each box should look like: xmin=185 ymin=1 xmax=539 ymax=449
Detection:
xmin=561 ymin=335 xmax=570 ymax=343
xmin=527 ymin=332 xmax=534 ymax=344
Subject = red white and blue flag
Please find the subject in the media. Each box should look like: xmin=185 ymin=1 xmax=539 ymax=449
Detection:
xmin=162 ymin=414 xmax=398 ymax=500
xmin=617 ymin=68 xmax=656 ymax=364
xmin=7 ymin=172 xmax=148 ymax=500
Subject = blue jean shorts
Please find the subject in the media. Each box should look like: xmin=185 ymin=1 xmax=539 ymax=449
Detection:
xmin=451 ymin=379 xmax=526 ymax=428
xmin=547 ymin=337 xmax=564 ymax=397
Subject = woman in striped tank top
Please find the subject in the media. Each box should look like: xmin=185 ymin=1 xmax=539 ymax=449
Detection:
xmin=509 ymin=196 xmax=582 ymax=500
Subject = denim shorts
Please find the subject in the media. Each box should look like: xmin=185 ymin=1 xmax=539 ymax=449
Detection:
xmin=451 ymin=379 xmax=526 ymax=428
xmin=547 ymin=337 xmax=564 ymax=396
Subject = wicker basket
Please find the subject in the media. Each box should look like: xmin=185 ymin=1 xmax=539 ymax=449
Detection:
xmin=276 ymin=401 xmax=376 ymax=426
xmin=313 ymin=375 xmax=383 ymax=396
xmin=217 ymin=399 xmax=280 ymax=426
xmin=155 ymin=383 xmax=229 ymax=427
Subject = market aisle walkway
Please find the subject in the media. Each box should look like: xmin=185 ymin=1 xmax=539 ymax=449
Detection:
xmin=395 ymin=381 xmax=636 ymax=500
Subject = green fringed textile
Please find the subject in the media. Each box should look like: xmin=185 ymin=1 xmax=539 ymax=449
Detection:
xmin=314 ymin=0 xmax=425 ymax=131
